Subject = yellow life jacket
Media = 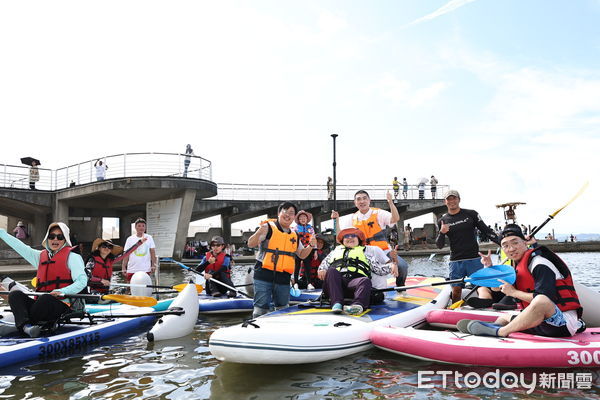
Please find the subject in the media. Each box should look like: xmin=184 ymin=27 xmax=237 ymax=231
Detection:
xmin=329 ymin=245 xmax=371 ymax=279
xmin=352 ymin=208 xmax=390 ymax=251
xmin=261 ymin=220 xmax=299 ymax=275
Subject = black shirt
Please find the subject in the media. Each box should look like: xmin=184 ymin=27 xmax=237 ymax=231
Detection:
xmin=436 ymin=208 xmax=500 ymax=261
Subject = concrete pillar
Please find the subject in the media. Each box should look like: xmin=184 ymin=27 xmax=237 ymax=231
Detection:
xmin=313 ymin=214 xmax=322 ymax=233
xmin=118 ymin=214 xmax=134 ymax=245
xmin=172 ymin=189 xmax=197 ymax=260
xmin=33 ymin=213 xmax=47 ymax=246
xmin=53 ymin=199 xmax=69 ymax=225
xmin=221 ymin=214 xmax=232 ymax=243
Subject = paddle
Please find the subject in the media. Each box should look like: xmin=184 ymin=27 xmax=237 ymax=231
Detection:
xmin=111 ymin=282 xmax=204 ymax=293
xmin=448 ymin=256 xmax=509 ymax=310
xmin=0 ymin=291 xmax=157 ymax=307
xmin=375 ymin=264 xmax=516 ymax=293
xmin=208 ymin=277 xmax=252 ymax=298
xmin=162 ymin=257 xmax=253 ymax=298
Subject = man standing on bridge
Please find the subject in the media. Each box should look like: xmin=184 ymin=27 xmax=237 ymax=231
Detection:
xmin=436 ymin=190 xmax=500 ymax=303
xmin=247 ymin=202 xmax=316 ymax=318
xmin=331 ymin=190 xmax=407 ymax=287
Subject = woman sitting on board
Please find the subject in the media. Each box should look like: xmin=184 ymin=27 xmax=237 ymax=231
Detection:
xmin=317 ymin=228 xmax=398 ymax=315
xmin=195 ymin=236 xmax=236 ymax=297
xmin=0 ymin=222 xmax=87 ymax=337
xmin=85 ymin=237 xmax=146 ymax=295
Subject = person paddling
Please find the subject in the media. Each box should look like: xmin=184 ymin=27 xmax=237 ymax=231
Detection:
xmin=0 ymin=222 xmax=87 ymax=337
xmin=86 ymin=237 xmax=147 ymax=295
xmin=195 ymin=236 xmax=236 ymax=297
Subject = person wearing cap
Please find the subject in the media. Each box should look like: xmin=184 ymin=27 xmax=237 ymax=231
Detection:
xmin=458 ymin=224 xmax=585 ymax=338
xmin=247 ymin=202 xmax=316 ymax=318
xmin=436 ymin=189 xmax=500 ymax=303
xmin=85 ymin=237 xmax=147 ymax=295
xmin=121 ymin=218 xmax=157 ymax=282
xmin=317 ymin=227 xmax=399 ymax=315
xmin=0 ymin=222 xmax=87 ymax=337
xmin=331 ymin=190 xmax=405 ymax=286
xmin=195 ymin=236 xmax=235 ymax=297
xmin=292 ymin=210 xmax=315 ymax=288
xmin=12 ymin=221 xmax=28 ymax=240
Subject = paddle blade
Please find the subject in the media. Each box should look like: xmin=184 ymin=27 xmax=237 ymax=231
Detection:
xmin=448 ymin=299 xmax=465 ymax=309
xmin=31 ymin=277 xmax=37 ymax=288
xmin=465 ymin=264 xmax=516 ymax=287
xmin=173 ymin=283 xmax=203 ymax=293
xmin=102 ymin=294 xmax=158 ymax=307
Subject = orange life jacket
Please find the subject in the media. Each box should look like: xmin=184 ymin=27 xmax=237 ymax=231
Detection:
xmin=261 ymin=220 xmax=299 ymax=275
xmin=352 ymin=208 xmax=390 ymax=251
xmin=514 ymin=246 xmax=582 ymax=318
xmin=37 ymin=246 xmax=76 ymax=292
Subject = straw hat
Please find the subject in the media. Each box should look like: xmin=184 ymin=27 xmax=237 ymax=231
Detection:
xmin=91 ymin=238 xmax=123 ymax=256
xmin=336 ymin=227 xmax=366 ymax=245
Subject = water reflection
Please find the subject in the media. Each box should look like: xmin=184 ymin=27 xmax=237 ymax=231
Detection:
xmin=0 ymin=253 xmax=599 ymax=399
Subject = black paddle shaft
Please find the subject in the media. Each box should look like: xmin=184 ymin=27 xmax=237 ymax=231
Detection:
xmin=374 ymin=278 xmax=465 ymax=293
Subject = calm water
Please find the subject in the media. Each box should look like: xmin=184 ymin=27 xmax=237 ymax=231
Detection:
xmin=1 ymin=252 xmax=600 ymax=399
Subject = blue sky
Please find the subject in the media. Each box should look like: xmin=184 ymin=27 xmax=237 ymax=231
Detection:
xmin=1 ymin=0 xmax=598 ymax=234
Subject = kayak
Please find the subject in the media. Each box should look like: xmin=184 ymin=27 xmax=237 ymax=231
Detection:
xmin=209 ymin=276 xmax=451 ymax=364
xmin=85 ymin=288 xmax=321 ymax=315
xmin=0 ymin=281 xmax=199 ymax=369
xmin=371 ymin=324 xmax=600 ymax=368
xmin=371 ymin=304 xmax=600 ymax=368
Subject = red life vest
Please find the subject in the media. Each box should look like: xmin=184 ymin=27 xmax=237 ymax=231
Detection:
xmin=37 ymin=246 xmax=76 ymax=292
xmin=204 ymin=251 xmax=230 ymax=278
xmin=514 ymin=246 xmax=582 ymax=317
xmin=89 ymin=255 xmax=115 ymax=293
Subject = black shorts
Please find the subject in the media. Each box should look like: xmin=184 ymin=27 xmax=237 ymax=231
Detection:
xmin=510 ymin=314 xmax=571 ymax=337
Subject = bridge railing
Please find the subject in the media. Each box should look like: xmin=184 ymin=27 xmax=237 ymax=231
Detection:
xmin=0 ymin=152 xmax=212 ymax=191
xmin=214 ymin=183 xmax=450 ymax=202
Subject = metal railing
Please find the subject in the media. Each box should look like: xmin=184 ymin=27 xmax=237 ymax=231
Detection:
xmin=213 ymin=183 xmax=449 ymax=201
xmin=0 ymin=152 xmax=212 ymax=191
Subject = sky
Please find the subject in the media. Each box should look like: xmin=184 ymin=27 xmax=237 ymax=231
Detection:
xmin=1 ymin=0 xmax=599 ymax=235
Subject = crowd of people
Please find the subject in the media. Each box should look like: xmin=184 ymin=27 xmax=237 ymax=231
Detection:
xmin=0 ymin=180 xmax=586 ymax=342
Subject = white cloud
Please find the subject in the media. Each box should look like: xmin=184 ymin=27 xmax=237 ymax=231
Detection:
xmin=405 ymin=0 xmax=480 ymax=28
xmin=369 ymin=73 xmax=449 ymax=107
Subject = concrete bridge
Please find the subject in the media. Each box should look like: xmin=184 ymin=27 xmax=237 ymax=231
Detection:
xmin=1 ymin=153 xmax=448 ymax=258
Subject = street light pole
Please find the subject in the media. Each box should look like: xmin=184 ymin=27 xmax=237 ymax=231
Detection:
xmin=331 ymin=133 xmax=338 ymax=235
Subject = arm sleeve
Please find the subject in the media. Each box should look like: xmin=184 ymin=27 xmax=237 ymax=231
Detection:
xmin=216 ymin=255 xmax=232 ymax=274
xmin=369 ymin=247 xmax=393 ymax=276
xmin=377 ymin=210 xmax=393 ymax=228
xmin=195 ymin=256 xmax=209 ymax=273
xmin=531 ymin=264 xmax=559 ymax=302
xmin=474 ymin=212 xmax=500 ymax=245
xmin=59 ymin=253 xmax=88 ymax=295
xmin=0 ymin=229 xmax=41 ymax=267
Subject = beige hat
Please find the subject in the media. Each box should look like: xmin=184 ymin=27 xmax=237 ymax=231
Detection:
xmin=91 ymin=238 xmax=123 ymax=256
xmin=444 ymin=190 xmax=460 ymax=199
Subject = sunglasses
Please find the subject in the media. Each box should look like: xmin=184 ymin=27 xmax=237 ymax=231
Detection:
xmin=100 ymin=243 xmax=114 ymax=249
xmin=211 ymin=243 xmax=224 ymax=247
xmin=343 ymin=234 xmax=358 ymax=239
xmin=47 ymin=234 xmax=65 ymax=240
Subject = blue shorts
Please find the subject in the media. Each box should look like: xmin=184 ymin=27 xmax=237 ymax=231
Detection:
xmin=253 ymin=278 xmax=290 ymax=313
xmin=449 ymin=258 xmax=484 ymax=287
